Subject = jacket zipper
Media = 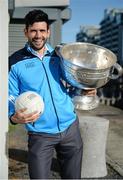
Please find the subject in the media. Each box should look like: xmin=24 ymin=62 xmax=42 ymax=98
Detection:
xmin=41 ymin=61 xmax=61 ymax=132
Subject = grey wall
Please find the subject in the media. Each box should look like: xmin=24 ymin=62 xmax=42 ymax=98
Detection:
xmin=9 ymin=24 xmax=26 ymax=55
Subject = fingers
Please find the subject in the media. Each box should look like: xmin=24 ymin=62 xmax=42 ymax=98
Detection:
xmin=11 ymin=109 xmax=40 ymax=124
xmin=83 ymin=89 xmax=97 ymax=96
xmin=21 ymin=112 xmax=40 ymax=123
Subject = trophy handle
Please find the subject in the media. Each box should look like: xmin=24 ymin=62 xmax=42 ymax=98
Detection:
xmin=55 ymin=43 xmax=66 ymax=57
xmin=109 ymin=63 xmax=123 ymax=80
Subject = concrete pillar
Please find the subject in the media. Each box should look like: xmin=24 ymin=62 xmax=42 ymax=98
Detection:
xmin=50 ymin=16 xmax=62 ymax=47
xmin=78 ymin=115 xmax=109 ymax=178
xmin=0 ymin=0 xmax=8 ymax=178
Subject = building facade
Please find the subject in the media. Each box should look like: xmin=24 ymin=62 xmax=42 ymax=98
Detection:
xmin=100 ymin=8 xmax=123 ymax=66
xmin=76 ymin=25 xmax=100 ymax=45
xmin=99 ymin=9 xmax=123 ymax=108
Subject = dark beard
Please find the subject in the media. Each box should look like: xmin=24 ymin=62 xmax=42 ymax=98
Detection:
xmin=29 ymin=39 xmax=47 ymax=51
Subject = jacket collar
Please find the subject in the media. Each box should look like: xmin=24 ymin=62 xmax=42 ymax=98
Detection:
xmin=25 ymin=42 xmax=54 ymax=58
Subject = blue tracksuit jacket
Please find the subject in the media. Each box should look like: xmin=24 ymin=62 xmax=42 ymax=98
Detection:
xmin=9 ymin=43 xmax=76 ymax=134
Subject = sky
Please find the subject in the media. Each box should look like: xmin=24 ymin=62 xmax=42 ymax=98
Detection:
xmin=62 ymin=0 xmax=123 ymax=43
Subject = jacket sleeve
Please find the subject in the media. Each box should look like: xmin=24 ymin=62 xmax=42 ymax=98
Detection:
xmin=9 ymin=65 xmax=20 ymax=119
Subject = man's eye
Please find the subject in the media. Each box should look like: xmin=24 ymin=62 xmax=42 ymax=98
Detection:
xmin=31 ymin=30 xmax=36 ymax=33
xmin=40 ymin=30 xmax=45 ymax=32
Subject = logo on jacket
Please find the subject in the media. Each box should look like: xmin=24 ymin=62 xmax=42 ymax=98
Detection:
xmin=25 ymin=62 xmax=35 ymax=68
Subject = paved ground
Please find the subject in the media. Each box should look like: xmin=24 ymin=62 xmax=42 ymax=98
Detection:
xmin=9 ymin=104 xmax=123 ymax=179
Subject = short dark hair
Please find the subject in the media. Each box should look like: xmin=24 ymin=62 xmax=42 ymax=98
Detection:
xmin=24 ymin=9 xmax=50 ymax=29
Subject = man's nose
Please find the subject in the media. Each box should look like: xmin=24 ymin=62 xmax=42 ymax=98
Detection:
xmin=35 ymin=31 xmax=41 ymax=38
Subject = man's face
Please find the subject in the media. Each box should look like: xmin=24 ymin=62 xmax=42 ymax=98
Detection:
xmin=24 ymin=22 xmax=50 ymax=53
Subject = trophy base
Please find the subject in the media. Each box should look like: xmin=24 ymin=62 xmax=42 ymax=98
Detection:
xmin=73 ymin=95 xmax=99 ymax=110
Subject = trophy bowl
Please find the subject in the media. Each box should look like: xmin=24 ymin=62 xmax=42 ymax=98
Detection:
xmin=56 ymin=42 xmax=123 ymax=110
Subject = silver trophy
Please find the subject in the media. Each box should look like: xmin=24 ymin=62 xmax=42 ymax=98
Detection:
xmin=55 ymin=42 xmax=123 ymax=110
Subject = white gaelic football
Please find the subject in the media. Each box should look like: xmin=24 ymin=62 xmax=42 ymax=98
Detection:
xmin=15 ymin=91 xmax=44 ymax=115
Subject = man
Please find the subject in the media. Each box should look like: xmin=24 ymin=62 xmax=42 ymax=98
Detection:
xmin=9 ymin=9 xmax=96 ymax=179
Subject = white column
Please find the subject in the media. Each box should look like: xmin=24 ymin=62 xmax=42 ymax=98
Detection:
xmin=0 ymin=0 xmax=8 ymax=178
xmin=78 ymin=115 xmax=109 ymax=178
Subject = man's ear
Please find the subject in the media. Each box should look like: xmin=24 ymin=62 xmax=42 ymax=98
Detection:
xmin=24 ymin=28 xmax=28 ymax=37
xmin=47 ymin=28 xmax=51 ymax=38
